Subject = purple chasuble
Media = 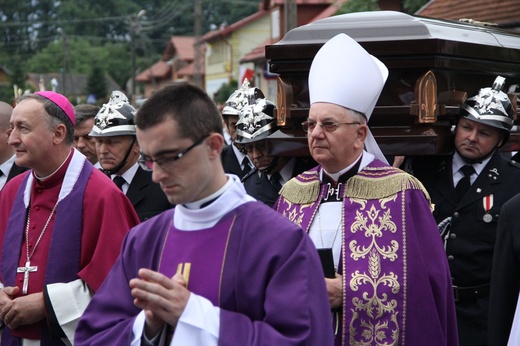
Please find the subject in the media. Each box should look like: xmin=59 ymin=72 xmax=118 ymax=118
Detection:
xmin=275 ymin=160 xmax=458 ymax=346
xmin=1 ymin=156 xmax=93 ymax=346
xmin=159 ymin=216 xmax=233 ymax=305
xmin=75 ymin=202 xmax=334 ymax=346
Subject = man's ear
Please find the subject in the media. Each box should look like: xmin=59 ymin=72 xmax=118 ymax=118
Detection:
xmin=53 ymin=123 xmax=67 ymax=144
xmin=355 ymin=124 xmax=368 ymax=149
xmin=207 ymin=133 xmax=224 ymax=158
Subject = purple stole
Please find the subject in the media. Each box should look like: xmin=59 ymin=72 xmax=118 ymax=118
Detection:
xmin=275 ymin=160 xmax=431 ymax=345
xmin=158 ymin=212 xmax=234 ymax=305
xmin=1 ymin=157 xmax=93 ymax=345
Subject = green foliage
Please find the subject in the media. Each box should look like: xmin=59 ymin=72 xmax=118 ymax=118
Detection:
xmin=0 ymin=0 xmax=259 ymax=95
xmin=403 ymin=0 xmax=430 ymax=14
xmin=213 ymin=79 xmax=238 ymax=104
xmin=337 ymin=0 xmax=380 ymax=14
xmin=86 ymin=64 xmax=108 ymax=101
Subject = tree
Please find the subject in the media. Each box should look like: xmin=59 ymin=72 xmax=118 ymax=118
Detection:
xmin=85 ymin=63 xmax=108 ymax=102
xmin=0 ymin=0 xmax=261 ymax=94
xmin=213 ymin=79 xmax=238 ymax=104
xmin=403 ymin=0 xmax=430 ymax=14
xmin=337 ymin=0 xmax=380 ymax=15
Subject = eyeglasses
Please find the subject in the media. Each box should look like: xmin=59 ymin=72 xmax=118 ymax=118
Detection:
xmin=244 ymin=141 xmax=267 ymax=153
xmin=138 ymin=134 xmax=209 ymax=172
xmin=301 ymin=120 xmax=361 ymax=133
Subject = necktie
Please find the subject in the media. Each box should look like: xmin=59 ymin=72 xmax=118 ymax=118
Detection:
xmin=269 ymin=172 xmax=283 ymax=191
xmin=242 ymin=157 xmax=251 ymax=175
xmin=455 ymin=165 xmax=475 ymax=199
xmin=113 ymin=176 xmax=126 ymax=191
xmin=0 ymin=169 xmax=4 ymax=177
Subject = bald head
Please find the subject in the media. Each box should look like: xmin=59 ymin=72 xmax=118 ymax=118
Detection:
xmin=0 ymin=101 xmax=14 ymax=163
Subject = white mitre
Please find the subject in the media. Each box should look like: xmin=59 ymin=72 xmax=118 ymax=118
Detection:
xmin=308 ymin=33 xmax=389 ymax=164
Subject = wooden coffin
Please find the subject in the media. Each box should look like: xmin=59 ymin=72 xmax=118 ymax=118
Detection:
xmin=265 ymin=11 xmax=520 ymax=157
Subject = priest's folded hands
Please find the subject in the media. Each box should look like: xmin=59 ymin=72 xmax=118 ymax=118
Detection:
xmin=130 ymin=269 xmax=189 ymax=339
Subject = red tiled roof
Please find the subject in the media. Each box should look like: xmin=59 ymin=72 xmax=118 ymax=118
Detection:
xmin=165 ymin=36 xmax=196 ymax=61
xmin=309 ymin=0 xmax=349 ymax=22
xmin=135 ymin=60 xmax=170 ymax=82
xmin=417 ymin=0 xmax=520 ymax=25
xmin=177 ymin=61 xmax=205 ymax=76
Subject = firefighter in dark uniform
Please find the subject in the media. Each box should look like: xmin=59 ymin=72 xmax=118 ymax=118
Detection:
xmin=412 ymin=76 xmax=520 ymax=345
xmin=236 ymin=97 xmax=314 ymax=207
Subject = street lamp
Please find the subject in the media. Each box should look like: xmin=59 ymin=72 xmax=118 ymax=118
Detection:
xmin=130 ymin=10 xmax=146 ymax=103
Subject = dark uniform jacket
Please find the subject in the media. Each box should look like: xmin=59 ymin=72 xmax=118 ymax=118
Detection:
xmin=221 ymin=144 xmax=250 ymax=180
xmin=489 ymin=193 xmax=520 ymax=346
xmin=412 ymin=151 xmax=520 ymax=345
xmin=7 ymin=163 xmax=28 ymax=182
xmin=126 ymin=166 xmax=172 ymax=221
xmin=242 ymin=158 xmax=315 ymax=208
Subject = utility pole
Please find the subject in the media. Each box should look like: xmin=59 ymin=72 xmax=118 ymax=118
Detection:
xmin=57 ymin=28 xmax=69 ymax=95
xmin=284 ymin=0 xmax=297 ymax=35
xmin=130 ymin=10 xmax=146 ymax=103
xmin=193 ymin=0 xmax=203 ymax=90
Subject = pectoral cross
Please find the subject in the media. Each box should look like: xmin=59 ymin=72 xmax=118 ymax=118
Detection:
xmin=17 ymin=261 xmax=38 ymax=294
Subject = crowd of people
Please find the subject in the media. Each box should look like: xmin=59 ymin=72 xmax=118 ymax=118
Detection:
xmin=0 ymin=32 xmax=518 ymax=346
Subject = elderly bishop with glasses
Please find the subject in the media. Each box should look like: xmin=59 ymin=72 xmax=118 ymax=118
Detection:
xmin=274 ymin=33 xmax=458 ymax=345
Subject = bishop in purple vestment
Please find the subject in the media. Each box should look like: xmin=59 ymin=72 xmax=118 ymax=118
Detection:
xmin=274 ymin=33 xmax=458 ymax=345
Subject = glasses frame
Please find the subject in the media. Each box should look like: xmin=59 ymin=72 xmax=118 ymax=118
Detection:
xmin=301 ymin=120 xmax=361 ymax=133
xmin=138 ymin=134 xmax=209 ymax=172
xmin=244 ymin=141 xmax=268 ymax=153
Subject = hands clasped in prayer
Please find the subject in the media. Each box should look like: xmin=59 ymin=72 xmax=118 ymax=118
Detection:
xmin=130 ymin=268 xmax=189 ymax=338
xmin=0 ymin=286 xmax=45 ymax=330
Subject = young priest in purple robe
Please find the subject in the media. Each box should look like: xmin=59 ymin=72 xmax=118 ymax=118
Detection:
xmin=75 ymin=82 xmax=333 ymax=345
xmin=0 ymin=91 xmax=140 ymax=345
xmin=274 ymin=33 xmax=458 ymax=345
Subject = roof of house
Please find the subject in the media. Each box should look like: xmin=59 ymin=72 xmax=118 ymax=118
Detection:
xmin=135 ymin=60 xmax=171 ymax=82
xmin=417 ymin=0 xmax=520 ymax=27
xmin=240 ymin=0 xmax=348 ymax=63
xmin=163 ymin=36 xmax=196 ymax=61
xmin=137 ymin=35 xmax=198 ymax=82
xmin=202 ymin=10 xmax=270 ymax=42
xmin=307 ymin=0 xmax=349 ymax=22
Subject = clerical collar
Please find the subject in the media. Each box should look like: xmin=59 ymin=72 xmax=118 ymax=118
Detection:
xmin=183 ymin=176 xmax=232 ymax=210
xmin=321 ymin=154 xmax=362 ymax=186
xmin=33 ymin=148 xmax=73 ymax=187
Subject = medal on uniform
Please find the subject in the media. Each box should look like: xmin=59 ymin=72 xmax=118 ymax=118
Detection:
xmin=482 ymin=194 xmax=493 ymax=223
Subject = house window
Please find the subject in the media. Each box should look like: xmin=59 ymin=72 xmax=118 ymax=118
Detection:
xmin=208 ymin=43 xmax=226 ymax=65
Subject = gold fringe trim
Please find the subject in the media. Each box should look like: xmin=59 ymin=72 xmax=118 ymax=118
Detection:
xmin=279 ymin=168 xmax=433 ymax=208
xmin=279 ymin=176 xmax=321 ymax=204
xmin=344 ymin=171 xmax=432 ymax=204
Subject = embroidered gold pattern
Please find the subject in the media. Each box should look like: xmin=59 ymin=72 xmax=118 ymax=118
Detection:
xmin=348 ymin=197 xmax=400 ymax=345
xmin=281 ymin=202 xmax=314 ymax=228
xmin=350 ymin=203 xmax=398 ymax=261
